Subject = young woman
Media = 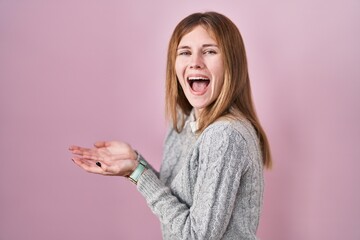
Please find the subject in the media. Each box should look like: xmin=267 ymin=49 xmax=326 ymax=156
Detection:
xmin=70 ymin=11 xmax=272 ymax=240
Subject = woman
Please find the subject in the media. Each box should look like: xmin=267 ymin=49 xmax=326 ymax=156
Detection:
xmin=70 ymin=11 xmax=272 ymax=240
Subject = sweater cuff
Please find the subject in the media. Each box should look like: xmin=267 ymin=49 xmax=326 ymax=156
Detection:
xmin=137 ymin=169 xmax=164 ymax=199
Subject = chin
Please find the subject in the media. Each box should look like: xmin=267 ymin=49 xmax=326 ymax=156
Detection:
xmin=189 ymin=101 xmax=209 ymax=111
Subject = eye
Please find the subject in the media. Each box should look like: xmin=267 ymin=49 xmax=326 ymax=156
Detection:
xmin=178 ymin=50 xmax=191 ymax=56
xmin=203 ymin=49 xmax=217 ymax=55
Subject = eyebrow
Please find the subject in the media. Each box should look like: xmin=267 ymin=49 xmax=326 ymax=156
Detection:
xmin=177 ymin=44 xmax=219 ymax=50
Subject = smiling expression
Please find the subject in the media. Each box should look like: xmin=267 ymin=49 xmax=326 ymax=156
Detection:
xmin=175 ymin=25 xmax=225 ymax=118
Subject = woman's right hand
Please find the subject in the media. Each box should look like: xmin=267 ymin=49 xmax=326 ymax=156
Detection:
xmin=69 ymin=141 xmax=138 ymax=177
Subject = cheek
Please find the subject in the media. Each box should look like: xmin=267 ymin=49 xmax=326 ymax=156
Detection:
xmin=212 ymin=72 xmax=225 ymax=96
xmin=214 ymin=62 xmax=225 ymax=78
xmin=175 ymin=71 xmax=186 ymax=87
xmin=211 ymin=67 xmax=225 ymax=89
xmin=176 ymin=76 xmax=186 ymax=90
xmin=175 ymin=58 xmax=188 ymax=77
xmin=175 ymin=66 xmax=181 ymax=82
xmin=212 ymin=80 xmax=224 ymax=97
xmin=175 ymin=70 xmax=183 ymax=86
xmin=175 ymin=59 xmax=181 ymax=72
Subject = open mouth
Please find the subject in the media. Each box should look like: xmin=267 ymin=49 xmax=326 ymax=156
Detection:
xmin=187 ymin=77 xmax=210 ymax=93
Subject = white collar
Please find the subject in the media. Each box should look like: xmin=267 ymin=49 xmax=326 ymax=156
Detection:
xmin=186 ymin=109 xmax=198 ymax=133
xmin=189 ymin=121 xmax=198 ymax=133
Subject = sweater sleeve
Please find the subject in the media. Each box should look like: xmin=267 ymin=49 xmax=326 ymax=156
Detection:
xmin=137 ymin=124 xmax=251 ymax=239
xmin=138 ymin=154 xmax=159 ymax=178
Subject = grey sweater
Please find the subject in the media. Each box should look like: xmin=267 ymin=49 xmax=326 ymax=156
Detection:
xmin=137 ymin=114 xmax=264 ymax=240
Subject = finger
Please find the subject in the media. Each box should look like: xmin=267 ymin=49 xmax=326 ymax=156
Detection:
xmin=71 ymin=147 xmax=106 ymax=157
xmin=94 ymin=141 xmax=110 ymax=148
xmin=82 ymin=154 xmax=103 ymax=161
xmin=71 ymin=149 xmax=92 ymax=156
xmin=69 ymin=145 xmax=85 ymax=151
xmin=72 ymin=157 xmax=95 ymax=167
xmin=78 ymin=152 xmax=115 ymax=167
xmin=79 ymin=160 xmax=115 ymax=176
xmin=72 ymin=157 xmax=104 ymax=174
xmin=69 ymin=145 xmax=89 ymax=150
xmin=69 ymin=146 xmax=93 ymax=153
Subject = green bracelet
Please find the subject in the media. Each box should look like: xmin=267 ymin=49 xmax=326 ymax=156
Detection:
xmin=128 ymin=159 xmax=147 ymax=184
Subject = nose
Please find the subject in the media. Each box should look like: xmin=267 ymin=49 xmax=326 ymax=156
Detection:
xmin=189 ymin=53 xmax=204 ymax=69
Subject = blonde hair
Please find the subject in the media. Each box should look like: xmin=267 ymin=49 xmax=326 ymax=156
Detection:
xmin=165 ymin=12 xmax=272 ymax=168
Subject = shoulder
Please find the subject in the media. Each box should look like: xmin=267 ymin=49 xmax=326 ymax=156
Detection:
xmin=200 ymin=118 xmax=259 ymax=146
xmin=198 ymin=118 xmax=262 ymax=166
xmin=194 ymin=118 xmax=261 ymax=174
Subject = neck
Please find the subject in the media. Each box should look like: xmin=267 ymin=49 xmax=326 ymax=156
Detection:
xmin=194 ymin=108 xmax=202 ymax=120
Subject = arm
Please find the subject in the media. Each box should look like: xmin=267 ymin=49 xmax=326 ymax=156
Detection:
xmin=137 ymin=125 xmax=250 ymax=239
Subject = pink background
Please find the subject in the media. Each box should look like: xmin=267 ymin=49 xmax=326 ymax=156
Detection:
xmin=1 ymin=1 xmax=359 ymax=239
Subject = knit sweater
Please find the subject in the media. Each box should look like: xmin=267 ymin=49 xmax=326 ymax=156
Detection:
xmin=137 ymin=113 xmax=264 ymax=240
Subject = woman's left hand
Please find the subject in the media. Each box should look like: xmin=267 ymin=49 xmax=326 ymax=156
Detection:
xmin=69 ymin=141 xmax=138 ymax=177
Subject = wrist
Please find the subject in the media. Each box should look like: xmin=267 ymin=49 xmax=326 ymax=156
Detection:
xmin=128 ymin=152 xmax=148 ymax=184
xmin=127 ymin=160 xmax=139 ymax=176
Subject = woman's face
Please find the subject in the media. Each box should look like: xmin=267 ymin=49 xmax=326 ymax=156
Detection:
xmin=175 ymin=25 xmax=224 ymax=118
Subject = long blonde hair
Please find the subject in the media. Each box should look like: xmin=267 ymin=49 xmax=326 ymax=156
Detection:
xmin=165 ymin=12 xmax=272 ymax=168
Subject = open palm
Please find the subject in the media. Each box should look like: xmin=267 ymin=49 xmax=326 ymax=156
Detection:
xmin=69 ymin=141 xmax=137 ymax=176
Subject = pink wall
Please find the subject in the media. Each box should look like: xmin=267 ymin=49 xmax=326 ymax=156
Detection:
xmin=1 ymin=1 xmax=359 ymax=239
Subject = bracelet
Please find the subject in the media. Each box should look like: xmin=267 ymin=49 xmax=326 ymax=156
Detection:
xmin=128 ymin=153 xmax=148 ymax=184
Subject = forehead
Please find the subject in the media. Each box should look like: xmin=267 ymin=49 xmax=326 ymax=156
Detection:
xmin=178 ymin=25 xmax=218 ymax=45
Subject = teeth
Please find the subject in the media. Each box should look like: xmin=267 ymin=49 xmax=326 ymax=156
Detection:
xmin=188 ymin=77 xmax=209 ymax=81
